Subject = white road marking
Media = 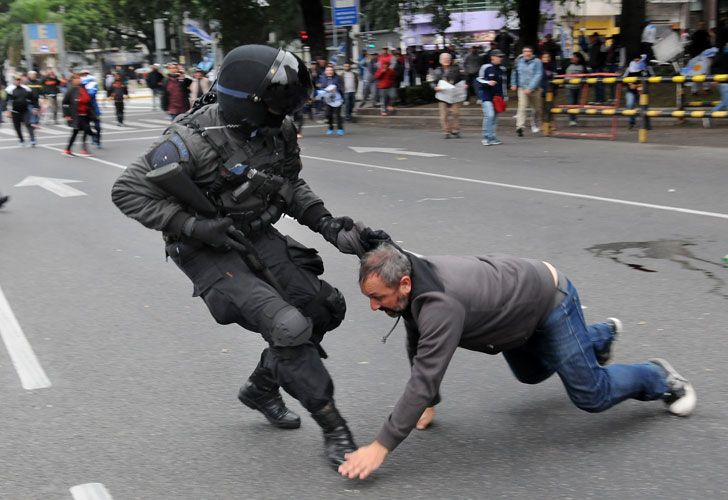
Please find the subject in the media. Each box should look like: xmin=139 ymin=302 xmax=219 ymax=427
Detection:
xmin=0 ymin=284 xmax=51 ymax=390
xmin=15 ymin=176 xmax=86 ymax=197
xmin=0 ymin=128 xmax=18 ymax=136
xmin=70 ymin=483 xmax=114 ymax=500
xmin=120 ymin=120 xmax=162 ymax=128
xmin=0 ymin=135 xmax=159 ymax=150
xmin=302 ymin=154 xmax=728 ymax=221
xmin=138 ymin=118 xmax=174 ymax=125
xmin=349 ymin=146 xmax=446 ymax=157
xmin=30 ymin=125 xmax=67 ymax=135
xmin=0 ymin=126 xmax=165 ymax=143
xmin=40 ymin=145 xmax=127 ymax=169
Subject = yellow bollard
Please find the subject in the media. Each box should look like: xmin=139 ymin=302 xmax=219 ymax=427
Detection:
xmin=639 ymin=81 xmax=650 ymax=143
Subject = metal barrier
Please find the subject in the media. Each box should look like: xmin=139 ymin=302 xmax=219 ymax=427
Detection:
xmin=544 ymin=72 xmax=622 ymax=140
xmin=546 ymin=74 xmax=728 ymax=143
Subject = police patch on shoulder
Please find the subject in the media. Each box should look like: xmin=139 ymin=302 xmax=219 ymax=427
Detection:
xmin=145 ymin=132 xmax=191 ymax=169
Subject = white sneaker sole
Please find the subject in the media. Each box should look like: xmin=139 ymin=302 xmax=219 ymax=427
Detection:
xmin=650 ymin=358 xmax=697 ymax=417
xmin=606 ymin=317 xmax=623 ymax=338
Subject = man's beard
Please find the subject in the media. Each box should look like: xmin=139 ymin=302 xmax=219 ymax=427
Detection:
xmin=380 ymin=293 xmax=409 ymax=317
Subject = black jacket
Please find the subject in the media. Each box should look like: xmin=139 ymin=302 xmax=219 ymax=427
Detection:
xmin=146 ymin=70 xmax=164 ymax=90
xmin=62 ymin=86 xmax=98 ymax=126
xmin=6 ymin=84 xmax=36 ymax=113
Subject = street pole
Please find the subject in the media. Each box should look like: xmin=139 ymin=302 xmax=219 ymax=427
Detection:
xmin=154 ymin=18 xmax=166 ymax=65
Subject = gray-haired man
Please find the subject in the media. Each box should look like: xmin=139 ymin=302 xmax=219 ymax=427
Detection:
xmin=335 ymin=239 xmax=696 ymax=479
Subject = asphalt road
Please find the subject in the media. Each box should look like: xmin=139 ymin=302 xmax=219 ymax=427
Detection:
xmin=1 ymin=103 xmax=727 ymax=500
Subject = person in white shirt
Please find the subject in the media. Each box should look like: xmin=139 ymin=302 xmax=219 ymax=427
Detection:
xmin=342 ymin=62 xmax=358 ymax=121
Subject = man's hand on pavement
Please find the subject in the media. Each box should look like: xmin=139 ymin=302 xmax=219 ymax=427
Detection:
xmin=416 ymin=406 xmax=435 ymax=430
xmin=338 ymin=441 xmax=389 ymax=480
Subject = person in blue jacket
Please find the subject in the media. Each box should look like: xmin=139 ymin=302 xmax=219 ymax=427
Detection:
xmin=510 ymin=46 xmax=543 ymax=136
xmin=318 ymin=64 xmax=345 ymax=136
xmin=476 ymin=49 xmax=508 ymax=146
xmin=80 ymin=70 xmax=103 ymax=148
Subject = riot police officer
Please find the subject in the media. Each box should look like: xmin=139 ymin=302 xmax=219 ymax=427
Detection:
xmin=112 ymin=45 xmax=384 ymax=468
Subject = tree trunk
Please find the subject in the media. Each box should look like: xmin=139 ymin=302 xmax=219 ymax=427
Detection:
xmin=619 ymin=0 xmax=646 ymax=60
xmin=300 ymin=0 xmax=326 ymax=59
xmin=517 ymin=0 xmax=541 ymax=50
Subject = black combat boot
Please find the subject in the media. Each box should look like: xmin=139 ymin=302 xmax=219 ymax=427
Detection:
xmin=311 ymin=402 xmax=357 ymax=469
xmin=238 ymin=381 xmax=301 ymax=429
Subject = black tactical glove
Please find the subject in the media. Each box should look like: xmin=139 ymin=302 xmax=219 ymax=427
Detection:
xmin=360 ymin=227 xmax=392 ymax=251
xmin=183 ymin=217 xmax=236 ymax=249
xmin=317 ymin=216 xmax=354 ymax=246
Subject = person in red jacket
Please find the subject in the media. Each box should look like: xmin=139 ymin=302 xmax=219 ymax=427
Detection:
xmin=62 ymin=73 xmax=98 ymax=156
xmin=374 ymin=62 xmax=397 ymax=116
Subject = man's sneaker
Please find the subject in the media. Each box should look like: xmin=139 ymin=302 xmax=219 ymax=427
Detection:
xmin=649 ymin=358 xmax=697 ymax=417
xmin=452 ymin=131 xmax=462 ymax=138
xmin=481 ymin=139 xmax=492 ymax=146
xmin=443 ymin=133 xmax=451 ymax=139
xmin=18 ymin=141 xmax=26 ymax=147
xmin=336 ymin=128 xmax=345 ymax=136
xmin=30 ymin=140 xmax=37 ymax=147
xmin=62 ymin=149 xmax=74 ymax=157
xmin=597 ymin=318 xmax=622 ymax=365
xmin=326 ymin=129 xmax=334 ymax=136
xmin=78 ymin=149 xmax=92 ymax=156
xmin=531 ymin=124 xmax=541 ymax=134
xmin=702 ymin=117 xmax=712 ymax=128
xmin=569 ymin=120 xmax=577 ymax=127
xmin=490 ymin=138 xmax=503 ymax=145
xmin=516 ymin=127 xmax=524 ymax=137
xmin=0 ymin=195 xmax=9 ymax=209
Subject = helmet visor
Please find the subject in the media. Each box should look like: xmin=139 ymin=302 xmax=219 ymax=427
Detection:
xmin=260 ymin=51 xmax=313 ymax=116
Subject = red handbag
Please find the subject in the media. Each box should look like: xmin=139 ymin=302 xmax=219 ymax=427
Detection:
xmin=493 ymin=95 xmax=507 ymax=113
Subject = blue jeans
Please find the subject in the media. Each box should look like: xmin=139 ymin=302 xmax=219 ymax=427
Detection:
xmin=503 ymin=279 xmax=667 ymax=413
xmin=481 ymin=100 xmax=497 ymax=140
xmin=344 ymin=91 xmax=356 ymax=119
xmin=712 ymin=83 xmax=728 ymax=112
xmin=568 ymin=88 xmax=580 ymax=123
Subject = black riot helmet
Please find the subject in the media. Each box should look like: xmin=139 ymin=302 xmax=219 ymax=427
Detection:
xmin=217 ymin=45 xmax=313 ymax=128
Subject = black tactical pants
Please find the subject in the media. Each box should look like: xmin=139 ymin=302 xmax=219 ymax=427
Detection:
xmin=166 ymin=226 xmax=346 ymax=413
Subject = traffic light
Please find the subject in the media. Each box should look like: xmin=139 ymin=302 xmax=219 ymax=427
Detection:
xmin=299 ymin=31 xmax=309 ymax=41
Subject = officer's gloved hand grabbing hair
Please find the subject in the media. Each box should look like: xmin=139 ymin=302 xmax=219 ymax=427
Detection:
xmin=317 ymin=216 xmax=354 ymax=246
xmin=328 ymin=221 xmax=392 ymax=257
xmin=359 ymin=227 xmax=392 ymax=251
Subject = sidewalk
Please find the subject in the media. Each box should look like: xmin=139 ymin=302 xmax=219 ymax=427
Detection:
xmin=354 ymin=102 xmax=728 ymax=148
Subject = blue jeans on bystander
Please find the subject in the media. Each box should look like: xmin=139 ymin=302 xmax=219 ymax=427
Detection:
xmin=481 ymin=100 xmax=497 ymax=141
xmin=503 ymin=278 xmax=667 ymax=412
xmin=712 ymin=83 xmax=728 ymax=112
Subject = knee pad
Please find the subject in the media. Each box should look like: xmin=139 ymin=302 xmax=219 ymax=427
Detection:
xmin=303 ymin=281 xmax=346 ymax=339
xmin=261 ymin=302 xmax=312 ymax=347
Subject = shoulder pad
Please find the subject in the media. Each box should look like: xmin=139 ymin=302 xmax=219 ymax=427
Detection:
xmin=145 ymin=132 xmax=191 ymax=169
